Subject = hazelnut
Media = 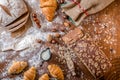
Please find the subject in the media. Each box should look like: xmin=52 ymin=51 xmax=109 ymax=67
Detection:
xmin=36 ymin=39 xmax=42 ymax=43
xmin=52 ymin=28 xmax=57 ymax=32
xmin=63 ymin=15 xmax=68 ymax=19
xmin=36 ymin=21 xmax=41 ymax=28
xmin=36 ymin=23 xmax=41 ymax=28
xmin=33 ymin=18 xmax=38 ymax=21
xmin=55 ymin=33 xmax=61 ymax=38
xmin=32 ymin=13 xmax=37 ymax=18
xmin=64 ymin=22 xmax=70 ymax=27
xmin=47 ymin=34 xmax=53 ymax=42
xmin=35 ymin=19 xmax=39 ymax=23
xmin=51 ymin=39 xmax=56 ymax=44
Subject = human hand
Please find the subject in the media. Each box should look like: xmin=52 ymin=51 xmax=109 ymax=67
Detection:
xmin=62 ymin=0 xmax=114 ymax=26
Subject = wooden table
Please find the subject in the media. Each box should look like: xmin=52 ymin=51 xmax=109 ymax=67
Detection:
xmin=81 ymin=0 xmax=120 ymax=59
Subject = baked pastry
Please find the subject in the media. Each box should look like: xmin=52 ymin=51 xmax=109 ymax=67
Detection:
xmin=39 ymin=73 xmax=49 ymax=80
xmin=8 ymin=61 xmax=27 ymax=74
xmin=0 ymin=0 xmax=29 ymax=32
xmin=24 ymin=67 xmax=36 ymax=80
xmin=48 ymin=64 xmax=64 ymax=80
xmin=40 ymin=0 xmax=57 ymax=21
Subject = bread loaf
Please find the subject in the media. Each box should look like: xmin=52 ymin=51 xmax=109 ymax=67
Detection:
xmin=62 ymin=28 xmax=112 ymax=79
xmin=72 ymin=39 xmax=112 ymax=78
xmin=0 ymin=0 xmax=28 ymax=32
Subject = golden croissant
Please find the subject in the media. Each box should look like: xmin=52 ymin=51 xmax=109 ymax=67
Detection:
xmin=8 ymin=61 xmax=27 ymax=74
xmin=24 ymin=67 xmax=36 ymax=80
xmin=39 ymin=73 xmax=49 ymax=80
xmin=40 ymin=0 xmax=57 ymax=21
xmin=48 ymin=64 xmax=64 ymax=80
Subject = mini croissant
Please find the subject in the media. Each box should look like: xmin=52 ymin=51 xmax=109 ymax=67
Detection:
xmin=40 ymin=0 xmax=57 ymax=21
xmin=39 ymin=73 xmax=49 ymax=80
xmin=48 ymin=64 xmax=64 ymax=80
xmin=24 ymin=67 xmax=36 ymax=80
xmin=8 ymin=61 xmax=27 ymax=74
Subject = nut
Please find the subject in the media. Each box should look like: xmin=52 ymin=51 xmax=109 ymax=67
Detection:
xmin=36 ymin=21 xmax=41 ymax=28
xmin=35 ymin=19 xmax=39 ymax=23
xmin=33 ymin=18 xmax=38 ymax=21
xmin=55 ymin=33 xmax=61 ymax=38
xmin=62 ymin=13 xmax=68 ymax=19
xmin=52 ymin=28 xmax=57 ymax=32
xmin=51 ymin=39 xmax=56 ymax=44
xmin=32 ymin=13 xmax=37 ymax=18
xmin=47 ymin=34 xmax=53 ymax=42
xmin=36 ymin=39 xmax=42 ymax=43
xmin=64 ymin=22 xmax=69 ymax=27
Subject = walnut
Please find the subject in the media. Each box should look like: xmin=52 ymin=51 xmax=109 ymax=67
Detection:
xmin=24 ymin=67 xmax=36 ymax=80
xmin=39 ymin=73 xmax=49 ymax=80
xmin=48 ymin=64 xmax=64 ymax=80
xmin=8 ymin=61 xmax=27 ymax=74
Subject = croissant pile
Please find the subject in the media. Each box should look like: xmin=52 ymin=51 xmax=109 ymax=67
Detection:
xmin=24 ymin=67 xmax=36 ymax=80
xmin=40 ymin=0 xmax=57 ymax=21
xmin=8 ymin=61 xmax=27 ymax=74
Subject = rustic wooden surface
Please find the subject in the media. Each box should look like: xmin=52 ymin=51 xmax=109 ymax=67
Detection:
xmin=81 ymin=0 xmax=120 ymax=59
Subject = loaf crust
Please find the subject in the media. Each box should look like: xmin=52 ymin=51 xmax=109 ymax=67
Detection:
xmin=0 ymin=0 xmax=28 ymax=27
